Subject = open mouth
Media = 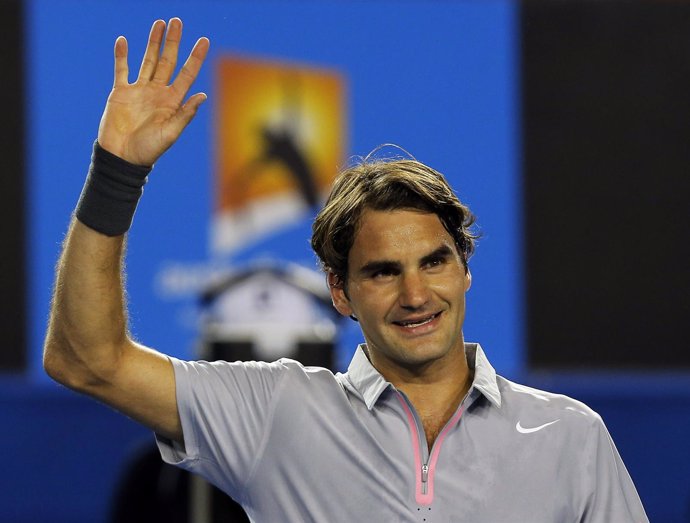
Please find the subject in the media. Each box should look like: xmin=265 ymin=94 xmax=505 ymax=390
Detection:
xmin=393 ymin=311 xmax=442 ymax=328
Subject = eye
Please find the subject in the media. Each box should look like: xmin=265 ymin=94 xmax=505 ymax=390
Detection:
xmin=372 ymin=268 xmax=396 ymax=279
xmin=424 ymin=256 xmax=447 ymax=270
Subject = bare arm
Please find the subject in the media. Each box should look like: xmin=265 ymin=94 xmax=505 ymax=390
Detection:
xmin=43 ymin=18 xmax=209 ymax=443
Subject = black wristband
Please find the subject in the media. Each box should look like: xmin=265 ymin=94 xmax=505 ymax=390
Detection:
xmin=75 ymin=141 xmax=152 ymax=236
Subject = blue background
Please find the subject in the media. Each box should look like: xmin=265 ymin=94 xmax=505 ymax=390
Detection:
xmin=1 ymin=1 xmax=687 ymax=522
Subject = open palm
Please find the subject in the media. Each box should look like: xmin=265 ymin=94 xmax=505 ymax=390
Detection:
xmin=97 ymin=18 xmax=209 ymax=166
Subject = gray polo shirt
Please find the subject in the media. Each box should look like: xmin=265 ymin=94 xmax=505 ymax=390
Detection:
xmin=157 ymin=344 xmax=648 ymax=522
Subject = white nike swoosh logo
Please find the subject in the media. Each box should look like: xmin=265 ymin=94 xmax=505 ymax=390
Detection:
xmin=516 ymin=419 xmax=561 ymax=434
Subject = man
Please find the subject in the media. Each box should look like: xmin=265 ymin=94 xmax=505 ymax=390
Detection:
xmin=44 ymin=18 xmax=648 ymax=522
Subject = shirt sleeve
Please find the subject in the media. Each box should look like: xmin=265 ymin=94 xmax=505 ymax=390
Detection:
xmin=581 ymin=415 xmax=649 ymax=523
xmin=155 ymin=356 xmax=291 ymax=500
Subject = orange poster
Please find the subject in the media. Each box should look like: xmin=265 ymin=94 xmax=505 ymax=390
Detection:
xmin=214 ymin=55 xmax=347 ymax=253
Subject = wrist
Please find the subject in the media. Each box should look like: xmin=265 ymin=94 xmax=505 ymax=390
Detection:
xmin=75 ymin=140 xmax=153 ymax=236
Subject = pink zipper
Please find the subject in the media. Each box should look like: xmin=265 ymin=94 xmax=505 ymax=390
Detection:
xmin=397 ymin=394 xmax=465 ymax=505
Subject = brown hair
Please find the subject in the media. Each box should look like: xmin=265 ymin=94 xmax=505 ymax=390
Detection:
xmin=311 ymin=156 xmax=478 ymax=282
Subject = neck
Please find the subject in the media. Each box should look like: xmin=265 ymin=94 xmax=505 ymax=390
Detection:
xmin=397 ymin=362 xmax=472 ymax=420
xmin=372 ymin=344 xmax=473 ymax=420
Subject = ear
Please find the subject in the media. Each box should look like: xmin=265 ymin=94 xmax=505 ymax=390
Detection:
xmin=327 ymin=272 xmax=354 ymax=317
xmin=464 ymin=267 xmax=472 ymax=292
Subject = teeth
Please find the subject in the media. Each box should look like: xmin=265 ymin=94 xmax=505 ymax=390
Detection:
xmin=400 ymin=314 xmax=437 ymax=327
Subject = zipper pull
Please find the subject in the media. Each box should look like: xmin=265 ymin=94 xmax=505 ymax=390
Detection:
xmin=421 ymin=464 xmax=429 ymax=495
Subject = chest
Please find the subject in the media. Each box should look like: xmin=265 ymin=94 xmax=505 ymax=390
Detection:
xmin=421 ymin=413 xmax=452 ymax=450
xmin=244 ymin=391 xmax=581 ymax=522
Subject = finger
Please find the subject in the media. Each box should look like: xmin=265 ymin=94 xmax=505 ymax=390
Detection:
xmin=113 ymin=36 xmax=129 ymax=87
xmin=151 ymin=17 xmax=183 ymax=85
xmin=137 ymin=19 xmax=166 ymax=82
xmin=170 ymin=37 xmax=210 ymax=103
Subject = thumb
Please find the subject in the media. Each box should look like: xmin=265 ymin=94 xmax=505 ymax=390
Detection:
xmin=172 ymin=92 xmax=208 ymax=132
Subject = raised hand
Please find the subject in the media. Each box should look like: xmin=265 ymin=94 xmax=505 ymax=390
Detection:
xmin=97 ymin=18 xmax=209 ymax=166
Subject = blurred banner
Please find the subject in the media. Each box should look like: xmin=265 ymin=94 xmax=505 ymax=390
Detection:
xmin=27 ymin=1 xmax=522 ymax=383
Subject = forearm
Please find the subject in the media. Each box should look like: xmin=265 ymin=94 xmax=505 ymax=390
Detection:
xmin=44 ymin=219 xmax=131 ymax=389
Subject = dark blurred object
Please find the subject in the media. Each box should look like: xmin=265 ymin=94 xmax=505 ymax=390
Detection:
xmin=110 ymin=444 xmax=249 ymax=523
xmin=210 ymin=340 xmax=334 ymax=369
xmin=0 ymin=0 xmax=25 ymax=372
xmin=522 ymin=0 xmax=690 ymax=369
xmin=110 ymin=445 xmax=189 ymax=523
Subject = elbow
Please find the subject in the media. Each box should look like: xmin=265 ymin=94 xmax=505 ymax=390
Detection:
xmin=42 ymin=334 xmax=116 ymax=393
xmin=43 ymin=337 xmax=79 ymax=389
xmin=43 ymin=331 xmax=63 ymax=380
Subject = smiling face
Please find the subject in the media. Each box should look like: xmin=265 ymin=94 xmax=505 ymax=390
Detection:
xmin=329 ymin=208 xmax=471 ymax=382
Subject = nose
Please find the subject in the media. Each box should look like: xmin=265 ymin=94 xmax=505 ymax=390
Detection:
xmin=398 ymin=271 xmax=431 ymax=310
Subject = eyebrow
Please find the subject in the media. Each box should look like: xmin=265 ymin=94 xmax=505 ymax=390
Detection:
xmin=357 ymin=244 xmax=455 ymax=276
xmin=357 ymin=259 xmax=401 ymax=277
xmin=420 ymin=244 xmax=454 ymax=266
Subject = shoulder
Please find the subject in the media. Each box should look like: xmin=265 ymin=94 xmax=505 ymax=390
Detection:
xmin=495 ymin=376 xmax=604 ymax=435
xmin=275 ymin=358 xmax=345 ymax=396
xmin=170 ymin=356 xmax=339 ymax=390
xmin=171 ymin=356 xmax=318 ymax=375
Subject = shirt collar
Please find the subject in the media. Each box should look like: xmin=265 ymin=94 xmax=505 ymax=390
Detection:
xmin=465 ymin=343 xmax=502 ymax=408
xmin=345 ymin=344 xmax=391 ymax=410
xmin=345 ymin=342 xmax=502 ymax=410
